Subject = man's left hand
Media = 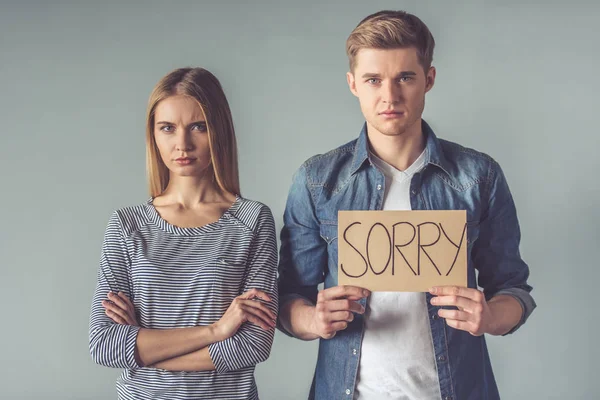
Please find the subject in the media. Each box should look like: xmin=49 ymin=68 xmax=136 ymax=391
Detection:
xmin=429 ymin=286 xmax=495 ymax=336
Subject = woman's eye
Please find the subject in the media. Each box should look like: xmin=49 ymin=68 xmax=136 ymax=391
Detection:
xmin=192 ymin=123 xmax=207 ymax=132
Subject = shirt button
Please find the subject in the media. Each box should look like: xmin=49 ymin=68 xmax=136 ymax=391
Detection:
xmin=352 ymin=349 xmax=357 ymax=355
xmin=432 ymin=313 xmax=439 ymax=320
xmin=345 ymin=389 xmax=351 ymax=395
xmin=411 ymin=189 xmax=417 ymax=195
xmin=444 ymin=397 xmax=453 ymax=400
xmin=377 ymin=184 xmax=382 ymax=190
xmin=438 ymin=355 xmax=447 ymax=362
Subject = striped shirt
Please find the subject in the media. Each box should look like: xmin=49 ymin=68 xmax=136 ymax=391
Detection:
xmin=89 ymin=196 xmax=278 ymax=400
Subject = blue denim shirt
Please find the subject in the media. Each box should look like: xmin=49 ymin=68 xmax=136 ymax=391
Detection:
xmin=278 ymin=121 xmax=536 ymax=400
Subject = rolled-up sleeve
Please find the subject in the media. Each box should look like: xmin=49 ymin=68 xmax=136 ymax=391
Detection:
xmin=277 ymin=164 xmax=328 ymax=337
xmin=473 ymin=160 xmax=536 ymax=334
xmin=209 ymin=206 xmax=279 ymax=373
xmin=89 ymin=212 xmax=141 ymax=369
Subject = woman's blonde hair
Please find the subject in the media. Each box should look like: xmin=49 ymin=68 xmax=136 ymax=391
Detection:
xmin=145 ymin=67 xmax=240 ymax=197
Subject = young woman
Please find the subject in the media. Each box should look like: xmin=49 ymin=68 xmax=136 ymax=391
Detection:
xmin=89 ymin=67 xmax=278 ymax=400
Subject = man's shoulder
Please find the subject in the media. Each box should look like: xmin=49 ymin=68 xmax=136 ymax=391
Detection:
xmin=436 ymin=137 xmax=500 ymax=187
xmin=302 ymin=138 xmax=357 ymax=169
xmin=297 ymin=139 xmax=358 ymax=185
xmin=438 ymin=137 xmax=494 ymax=164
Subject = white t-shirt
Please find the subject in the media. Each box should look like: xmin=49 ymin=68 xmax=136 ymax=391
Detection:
xmin=354 ymin=150 xmax=442 ymax=400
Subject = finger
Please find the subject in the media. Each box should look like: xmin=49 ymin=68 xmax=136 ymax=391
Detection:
xmin=240 ymin=299 xmax=277 ymax=321
xmin=430 ymin=286 xmax=482 ymax=302
xmin=327 ymin=311 xmax=355 ymax=323
xmin=431 ymin=295 xmax=476 ymax=312
xmin=115 ymin=292 xmax=137 ymax=321
xmin=328 ymin=321 xmax=349 ymax=333
xmin=319 ymin=285 xmax=370 ymax=301
xmin=102 ymin=301 xmax=132 ymax=323
xmin=241 ymin=304 xmax=276 ymax=327
xmin=107 ymin=292 xmax=130 ymax=312
xmin=244 ymin=312 xmax=274 ymax=330
xmin=102 ymin=299 xmax=129 ymax=315
xmin=103 ymin=301 xmax=132 ymax=323
xmin=324 ymin=299 xmax=365 ymax=314
xmin=438 ymin=309 xmax=470 ymax=322
xmin=105 ymin=309 xmax=127 ymax=325
xmin=117 ymin=292 xmax=135 ymax=309
xmin=444 ymin=318 xmax=477 ymax=334
xmin=238 ymin=288 xmax=271 ymax=302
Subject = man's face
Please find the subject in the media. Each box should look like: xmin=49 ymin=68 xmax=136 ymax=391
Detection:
xmin=347 ymin=47 xmax=435 ymax=138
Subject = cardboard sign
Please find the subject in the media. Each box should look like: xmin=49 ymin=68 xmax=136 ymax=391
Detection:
xmin=338 ymin=210 xmax=467 ymax=292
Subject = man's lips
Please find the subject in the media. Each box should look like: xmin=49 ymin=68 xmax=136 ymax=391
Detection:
xmin=379 ymin=110 xmax=405 ymax=118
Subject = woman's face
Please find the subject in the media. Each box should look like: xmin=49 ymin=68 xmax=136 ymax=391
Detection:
xmin=153 ymin=95 xmax=212 ymax=178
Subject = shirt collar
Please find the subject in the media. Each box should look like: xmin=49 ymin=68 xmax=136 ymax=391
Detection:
xmin=350 ymin=119 xmax=451 ymax=176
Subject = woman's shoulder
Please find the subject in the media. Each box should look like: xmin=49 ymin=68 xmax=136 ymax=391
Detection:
xmin=106 ymin=199 xmax=153 ymax=237
xmin=230 ymin=197 xmax=274 ymax=231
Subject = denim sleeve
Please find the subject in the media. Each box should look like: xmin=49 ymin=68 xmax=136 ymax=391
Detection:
xmin=277 ymin=164 xmax=327 ymax=337
xmin=472 ymin=160 xmax=536 ymax=335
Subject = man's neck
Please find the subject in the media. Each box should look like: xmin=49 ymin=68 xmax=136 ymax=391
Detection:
xmin=367 ymin=120 xmax=426 ymax=171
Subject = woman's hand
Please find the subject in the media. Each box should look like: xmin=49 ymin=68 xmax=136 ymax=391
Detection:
xmin=101 ymin=291 xmax=139 ymax=326
xmin=211 ymin=288 xmax=276 ymax=341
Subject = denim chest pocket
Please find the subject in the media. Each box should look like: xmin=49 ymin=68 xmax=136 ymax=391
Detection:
xmin=319 ymin=222 xmax=338 ymax=245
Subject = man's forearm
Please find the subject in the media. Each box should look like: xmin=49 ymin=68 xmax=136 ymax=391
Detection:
xmin=487 ymin=294 xmax=524 ymax=336
xmin=280 ymin=297 xmax=320 ymax=341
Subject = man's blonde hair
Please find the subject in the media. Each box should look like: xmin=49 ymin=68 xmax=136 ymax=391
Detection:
xmin=346 ymin=10 xmax=435 ymax=72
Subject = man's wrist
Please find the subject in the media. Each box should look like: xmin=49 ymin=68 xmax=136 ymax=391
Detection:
xmin=487 ymin=295 xmax=520 ymax=335
xmin=305 ymin=304 xmax=319 ymax=338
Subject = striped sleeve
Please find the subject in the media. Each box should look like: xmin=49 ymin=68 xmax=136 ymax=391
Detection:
xmin=88 ymin=211 xmax=141 ymax=369
xmin=209 ymin=205 xmax=279 ymax=373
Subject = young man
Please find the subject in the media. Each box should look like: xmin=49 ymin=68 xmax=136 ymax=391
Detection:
xmin=277 ymin=10 xmax=536 ymax=400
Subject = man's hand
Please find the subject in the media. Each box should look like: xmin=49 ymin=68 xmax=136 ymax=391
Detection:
xmin=310 ymin=285 xmax=370 ymax=339
xmin=429 ymin=286 xmax=494 ymax=336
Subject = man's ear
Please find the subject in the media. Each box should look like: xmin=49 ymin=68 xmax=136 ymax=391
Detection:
xmin=347 ymin=71 xmax=359 ymax=97
xmin=425 ymin=66 xmax=436 ymax=93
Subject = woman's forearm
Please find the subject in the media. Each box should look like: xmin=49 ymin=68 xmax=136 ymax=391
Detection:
xmin=150 ymin=346 xmax=215 ymax=372
xmin=135 ymin=324 xmax=223 ymax=367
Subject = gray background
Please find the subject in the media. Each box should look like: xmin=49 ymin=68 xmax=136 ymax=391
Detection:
xmin=1 ymin=0 xmax=598 ymax=399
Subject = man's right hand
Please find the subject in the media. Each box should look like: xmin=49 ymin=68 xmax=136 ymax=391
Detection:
xmin=310 ymin=285 xmax=370 ymax=339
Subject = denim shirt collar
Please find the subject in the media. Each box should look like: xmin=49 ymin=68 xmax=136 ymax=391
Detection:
xmin=350 ymin=119 xmax=451 ymax=176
